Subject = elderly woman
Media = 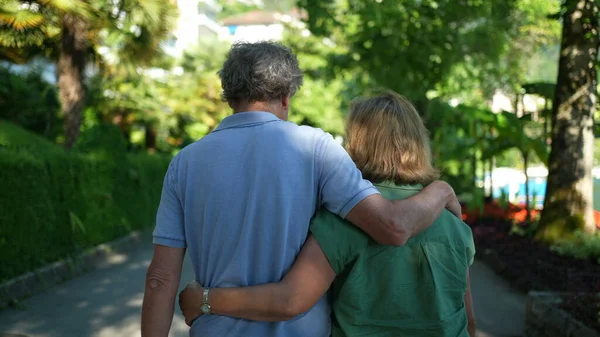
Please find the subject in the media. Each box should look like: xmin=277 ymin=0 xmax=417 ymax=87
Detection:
xmin=179 ymin=91 xmax=477 ymax=337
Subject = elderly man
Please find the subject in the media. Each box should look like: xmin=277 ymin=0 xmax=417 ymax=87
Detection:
xmin=141 ymin=41 xmax=461 ymax=337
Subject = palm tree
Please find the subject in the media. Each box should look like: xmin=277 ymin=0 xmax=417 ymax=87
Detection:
xmin=0 ymin=0 xmax=176 ymax=149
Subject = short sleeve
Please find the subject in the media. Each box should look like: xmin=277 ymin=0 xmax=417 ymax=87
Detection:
xmin=309 ymin=209 xmax=370 ymax=274
xmin=153 ymin=158 xmax=186 ymax=248
xmin=315 ymin=133 xmax=379 ymax=218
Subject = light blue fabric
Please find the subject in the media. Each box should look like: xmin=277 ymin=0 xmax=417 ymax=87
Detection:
xmin=153 ymin=111 xmax=379 ymax=337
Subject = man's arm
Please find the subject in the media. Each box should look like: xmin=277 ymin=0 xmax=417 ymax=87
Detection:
xmin=345 ymin=180 xmax=459 ymax=246
xmin=179 ymin=236 xmax=336 ymax=325
xmin=143 ymin=157 xmax=186 ymax=337
xmin=316 ymin=133 xmax=460 ymax=247
xmin=465 ymin=269 xmax=476 ymax=337
xmin=141 ymin=245 xmax=186 ymax=337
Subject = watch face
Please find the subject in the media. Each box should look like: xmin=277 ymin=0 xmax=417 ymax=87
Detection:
xmin=200 ymin=304 xmax=211 ymax=314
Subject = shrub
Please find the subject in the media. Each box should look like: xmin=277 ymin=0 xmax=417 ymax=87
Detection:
xmin=0 ymin=66 xmax=61 ymax=138
xmin=551 ymin=231 xmax=600 ymax=263
xmin=0 ymin=122 xmax=169 ymax=282
xmin=74 ymin=123 xmax=128 ymax=155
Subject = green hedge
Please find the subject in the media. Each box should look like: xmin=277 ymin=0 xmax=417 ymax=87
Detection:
xmin=0 ymin=122 xmax=170 ymax=282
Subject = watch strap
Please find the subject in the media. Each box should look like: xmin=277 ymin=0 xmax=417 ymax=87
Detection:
xmin=202 ymin=287 xmax=210 ymax=304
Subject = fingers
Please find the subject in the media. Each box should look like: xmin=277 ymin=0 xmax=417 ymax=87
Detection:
xmin=178 ymin=281 xmax=203 ymax=327
xmin=448 ymin=199 xmax=462 ymax=218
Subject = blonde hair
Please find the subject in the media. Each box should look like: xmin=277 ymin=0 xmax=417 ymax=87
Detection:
xmin=345 ymin=90 xmax=440 ymax=185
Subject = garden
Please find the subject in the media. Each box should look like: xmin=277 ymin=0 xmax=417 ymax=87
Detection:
xmin=463 ymin=200 xmax=600 ymax=333
xmin=1 ymin=0 xmax=600 ymax=334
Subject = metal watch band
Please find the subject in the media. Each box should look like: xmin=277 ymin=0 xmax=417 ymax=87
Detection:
xmin=202 ymin=287 xmax=210 ymax=305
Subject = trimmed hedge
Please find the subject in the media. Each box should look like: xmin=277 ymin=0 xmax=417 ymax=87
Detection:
xmin=0 ymin=122 xmax=170 ymax=282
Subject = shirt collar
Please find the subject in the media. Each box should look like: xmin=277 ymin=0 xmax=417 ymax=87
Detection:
xmin=213 ymin=111 xmax=281 ymax=132
xmin=375 ymin=181 xmax=424 ymax=190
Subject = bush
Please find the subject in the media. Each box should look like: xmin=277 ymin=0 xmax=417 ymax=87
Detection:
xmin=0 ymin=122 xmax=170 ymax=282
xmin=74 ymin=124 xmax=129 ymax=155
xmin=0 ymin=66 xmax=61 ymax=138
xmin=551 ymin=231 xmax=600 ymax=263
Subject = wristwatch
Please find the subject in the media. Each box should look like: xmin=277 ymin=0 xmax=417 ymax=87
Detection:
xmin=200 ymin=288 xmax=212 ymax=315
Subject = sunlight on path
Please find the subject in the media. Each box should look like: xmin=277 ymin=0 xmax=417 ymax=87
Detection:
xmin=0 ymin=243 xmax=526 ymax=337
xmin=0 ymin=242 xmax=193 ymax=337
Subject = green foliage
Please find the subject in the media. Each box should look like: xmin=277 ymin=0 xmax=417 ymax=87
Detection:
xmin=0 ymin=65 xmax=61 ymax=138
xmin=159 ymin=42 xmax=231 ymax=146
xmin=484 ymin=111 xmax=549 ymax=165
xmin=0 ymin=0 xmax=177 ymax=66
xmin=0 ymin=119 xmax=57 ymax=151
xmin=74 ymin=123 xmax=128 ymax=155
xmin=289 ymin=76 xmax=345 ymax=136
xmin=525 ymin=45 xmax=560 ymax=83
xmin=217 ymin=0 xmax=259 ymax=19
xmin=282 ymin=25 xmax=346 ymax=135
xmin=261 ymin=0 xmax=295 ymax=12
xmin=82 ymin=39 xmax=232 ymax=152
xmin=299 ymin=0 xmax=519 ymax=101
xmin=551 ymin=230 xmax=600 ymax=263
xmin=0 ymin=121 xmax=169 ymax=282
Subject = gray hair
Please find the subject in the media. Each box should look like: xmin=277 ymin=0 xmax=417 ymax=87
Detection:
xmin=218 ymin=41 xmax=303 ymax=104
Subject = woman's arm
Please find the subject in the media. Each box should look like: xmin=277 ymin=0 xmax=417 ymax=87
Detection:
xmin=465 ymin=269 xmax=476 ymax=337
xmin=179 ymin=236 xmax=336 ymax=325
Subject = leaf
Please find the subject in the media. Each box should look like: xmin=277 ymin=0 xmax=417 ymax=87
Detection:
xmin=69 ymin=211 xmax=86 ymax=234
xmin=39 ymin=0 xmax=91 ymax=16
xmin=522 ymin=82 xmax=556 ymax=100
xmin=0 ymin=3 xmax=45 ymax=30
xmin=528 ymin=137 xmax=549 ymax=164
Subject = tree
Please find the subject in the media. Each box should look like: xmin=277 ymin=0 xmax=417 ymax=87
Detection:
xmin=484 ymin=112 xmax=548 ymax=220
xmin=537 ymin=0 xmax=599 ymax=242
xmin=0 ymin=0 xmax=176 ymax=149
xmin=0 ymin=65 xmax=60 ymax=137
xmin=281 ymin=24 xmax=346 ymax=136
xmin=436 ymin=0 xmax=561 ymax=106
xmin=158 ymin=41 xmax=231 ymax=148
xmin=298 ymin=0 xmax=518 ymax=117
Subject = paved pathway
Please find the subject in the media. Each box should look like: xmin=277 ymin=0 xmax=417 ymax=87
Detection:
xmin=0 ymin=241 xmax=526 ymax=337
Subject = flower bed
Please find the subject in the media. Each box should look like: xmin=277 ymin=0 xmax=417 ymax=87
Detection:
xmin=465 ymin=202 xmax=600 ymax=332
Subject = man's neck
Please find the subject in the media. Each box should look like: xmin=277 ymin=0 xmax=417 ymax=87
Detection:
xmin=233 ymin=101 xmax=285 ymax=120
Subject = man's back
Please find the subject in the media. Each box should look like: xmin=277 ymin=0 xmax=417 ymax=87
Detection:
xmin=153 ymin=112 xmax=377 ymax=336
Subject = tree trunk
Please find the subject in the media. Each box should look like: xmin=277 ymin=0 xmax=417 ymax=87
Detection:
xmin=537 ymin=0 xmax=598 ymax=242
xmin=489 ymin=156 xmax=495 ymax=199
xmin=523 ymin=152 xmax=530 ymax=222
xmin=470 ymin=120 xmax=478 ymax=189
xmin=543 ymin=99 xmax=550 ymax=143
xmin=145 ymin=123 xmax=157 ymax=153
xmin=58 ymin=14 xmax=87 ymax=149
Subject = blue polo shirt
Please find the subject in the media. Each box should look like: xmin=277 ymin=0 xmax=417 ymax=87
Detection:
xmin=153 ymin=111 xmax=378 ymax=337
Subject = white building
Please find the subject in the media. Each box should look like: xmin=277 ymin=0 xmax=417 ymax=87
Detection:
xmin=219 ymin=8 xmax=307 ymax=43
xmin=490 ymin=89 xmax=544 ymax=115
xmin=164 ymin=0 xmax=222 ymax=57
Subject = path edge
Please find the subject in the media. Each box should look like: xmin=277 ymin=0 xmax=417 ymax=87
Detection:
xmin=0 ymin=230 xmax=150 ymax=310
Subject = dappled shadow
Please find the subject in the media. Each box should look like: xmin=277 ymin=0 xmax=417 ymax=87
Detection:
xmin=0 ymin=242 xmax=528 ymax=337
xmin=0 ymin=242 xmax=194 ymax=337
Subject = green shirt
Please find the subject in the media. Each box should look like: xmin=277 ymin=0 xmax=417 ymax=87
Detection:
xmin=310 ymin=182 xmax=476 ymax=337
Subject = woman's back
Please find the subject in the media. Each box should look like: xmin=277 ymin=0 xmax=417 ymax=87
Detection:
xmin=310 ymin=182 xmax=475 ymax=337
